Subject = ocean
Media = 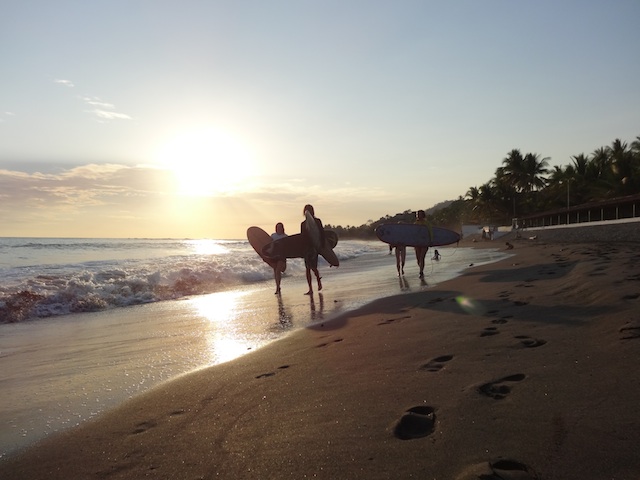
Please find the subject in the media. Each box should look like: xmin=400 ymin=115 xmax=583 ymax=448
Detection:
xmin=0 ymin=237 xmax=509 ymax=458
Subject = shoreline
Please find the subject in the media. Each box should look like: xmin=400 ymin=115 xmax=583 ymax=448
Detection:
xmin=0 ymin=243 xmax=506 ymax=459
xmin=2 ymin=239 xmax=639 ymax=479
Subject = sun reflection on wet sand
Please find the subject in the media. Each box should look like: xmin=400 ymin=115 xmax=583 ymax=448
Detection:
xmin=189 ymin=290 xmax=258 ymax=364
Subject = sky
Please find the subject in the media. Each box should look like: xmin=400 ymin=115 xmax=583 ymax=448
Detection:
xmin=1 ymin=0 xmax=639 ymax=239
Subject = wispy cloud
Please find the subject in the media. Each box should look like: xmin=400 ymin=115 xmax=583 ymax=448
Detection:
xmin=82 ymin=96 xmax=132 ymax=121
xmin=54 ymin=79 xmax=132 ymax=121
xmin=54 ymin=79 xmax=75 ymax=87
xmin=81 ymin=96 xmax=114 ymax=109
xmin=91 ymin=109 xmax=133 ymax=121
xmin=1 ymin=111 xmax=16 ymax=122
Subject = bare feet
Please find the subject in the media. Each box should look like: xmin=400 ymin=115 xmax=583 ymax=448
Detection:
xmin=304 ymin=290 xmax=312 ymax=295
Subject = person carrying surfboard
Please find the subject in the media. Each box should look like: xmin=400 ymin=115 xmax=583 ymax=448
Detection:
xmin=300 ymin=204 xmax=325 ymax=295
xmin=414 ymin=210 xmax=430 ymax=279
xmin=270 ymin=222 xmax=288 ymax=295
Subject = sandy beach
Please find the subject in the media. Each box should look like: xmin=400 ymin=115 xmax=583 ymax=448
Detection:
xmin=2 ymin=235 xmax=639 ymax=479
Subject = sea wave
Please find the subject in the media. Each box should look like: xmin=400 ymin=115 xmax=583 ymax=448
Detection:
xmin=0 ymin=239 xmax=382 ymax=323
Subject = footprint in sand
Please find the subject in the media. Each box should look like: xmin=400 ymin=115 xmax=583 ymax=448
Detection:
xmin=480 ymin=327 xmax=500 ymax=337
xmin=491 ymin=315 xmax=512 ymax=324
xmin=514 ymin=335 xmax=547 ymax=348
xmin=315 ymin=338 xmax=344 ymax=348
xmin=456 ymin=459 xmax=538 ymax=480
xmin=620 ymin=321 xmax=640 ymax=340
xmin=393 ymin=405 xmax=436 ymax=440
xmin=420 ymin=354 xmax=454 ymax=372
xmin=621 ymin=293 xmax=640 ymax=300
xmin=131 ymin=420 xmax=157 ymax=435
xmin=255 ymin=365 xmax=290 ymax=379
xmin=478 ymin=374 xmax=526 ymax=399
xmin=378 ymin=315 xmax=411 ymax=325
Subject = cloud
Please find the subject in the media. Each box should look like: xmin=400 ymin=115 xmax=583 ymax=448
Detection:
xmin=91 ymin=109 xmax=133 ymax=120
xmin=0 ymin=164 xmax=168 ymax=208
xmin=0 ymin=111 xmax=15 ymax=123
xmin=54 ymin=79 xmax=75 ymax=87
xmin=80 ymin=96 xmax=132 ymax=121
xmin=81 ymin=96 xmax=114 ymax=109
xmin=0 ymin=163 xmax=406 ymax=237
xmin=53 ymin=79 xmax=131 ymax=121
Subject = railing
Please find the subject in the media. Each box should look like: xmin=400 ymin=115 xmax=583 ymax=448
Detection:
xmin=514 ymin=193 xmax=640 ymax=229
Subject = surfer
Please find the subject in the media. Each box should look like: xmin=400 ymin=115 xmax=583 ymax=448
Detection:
xmin=414 ymin=210 xmax=430 ymax=278
xmin=301 ymin=204 xmax=325 ymax=295
xmin=432 ymin=249 xmax=441 ymax=261
xmin=270 ymin=222 xmax=288 ymax=294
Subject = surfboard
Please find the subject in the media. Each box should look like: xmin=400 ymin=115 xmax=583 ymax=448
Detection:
xmin=317 ymin=232 xmax=339 ymax=267
xmin=262 ymin=233 xmax=306 ymax=259
xmin=304 ymin=211 xmax=322 ymax=250
xmin=262 ymin=230 xmax=340 ymax=267
xmin=247 ymin=226 xmax=279 ymax=269
xmin=375 ymin=223 xmax=460 ymax=247
xmin=304 ymin=212 xmax=339 ymax=267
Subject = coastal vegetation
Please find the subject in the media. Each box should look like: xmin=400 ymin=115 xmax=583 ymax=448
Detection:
xmin=327 ymin=134 xmax=640 ymax=238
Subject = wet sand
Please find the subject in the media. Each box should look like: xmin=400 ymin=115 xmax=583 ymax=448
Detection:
xmin=1 ymin=238 xmax=639 ymax=479
xmin=0 ymin=244 xmax=504 ymax=458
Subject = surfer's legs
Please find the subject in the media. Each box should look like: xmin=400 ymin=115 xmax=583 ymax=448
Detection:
xmin=274 ymin=260 xmax=285 ymax=294
xmin=415 ymin=246 xmax=428 ymax=278
xmin=305 ymin=268 xmax=313 ymax=294
xmin=304 ymin=251 xmax=320 ymax=294
xmin=395 ymin=246 xmax=406 ymax=275
xmin=304 ymin=268 xmax=322 ymax=294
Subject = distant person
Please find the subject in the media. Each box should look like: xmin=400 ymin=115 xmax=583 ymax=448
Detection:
xmin=414 ymin=210 xmax=430 ymax=279
xmin=432 ymin=249 xmax=441 ymax=261
xmin=301 ymin=204 xmax=325 ymax=295
xmin=505 ymin=241 xmax=514 ymax=250
xmin=270 ymin=222 xmax=288 ymax=295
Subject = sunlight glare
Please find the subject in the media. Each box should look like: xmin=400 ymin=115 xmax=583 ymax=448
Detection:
xmin=190 ymin=291 xmax=252 ymax=364
xmin=155 ymin=127 xmax=255 ymax=196
xmin=186 ymin=239 xmax=229 ymax=255
xmin=191 ymin=290 xmax=246 ymax=322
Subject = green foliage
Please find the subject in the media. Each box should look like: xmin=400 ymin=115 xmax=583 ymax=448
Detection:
xmin=330 ymin=134 xmax=640 ymax=238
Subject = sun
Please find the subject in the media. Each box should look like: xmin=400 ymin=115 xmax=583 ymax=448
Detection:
xmin=155 ymin=127 xmax=255 ymax=196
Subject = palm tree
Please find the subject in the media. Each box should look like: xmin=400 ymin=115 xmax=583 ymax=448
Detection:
xmin=500 ymin=149 xmax=526 ymax=191
xmin=607 ymin=138 xmax=639 ymax=195
xmin=568 ymin=154 xmax=590 ymax=206
xmin=522 ymin=153 xmax=550 ymax=193
xmin=631 ymin=135 xmax=640 ymax=157
xmin=584 ymin=146 xmax=612 ymax=200
xmin=498 ymin=149 xmax=549 ymax=216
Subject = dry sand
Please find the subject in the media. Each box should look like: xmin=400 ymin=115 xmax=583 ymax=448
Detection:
xmin=2 ymin=238 xmax=639 ymax=479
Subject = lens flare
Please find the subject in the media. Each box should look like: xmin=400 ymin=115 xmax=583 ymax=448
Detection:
xmin=455 ymin=295 xmax=485 ymax=316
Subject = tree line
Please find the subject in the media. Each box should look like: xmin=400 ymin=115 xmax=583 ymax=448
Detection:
xmin=326 ymin=134 xmax=640 ymax=238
